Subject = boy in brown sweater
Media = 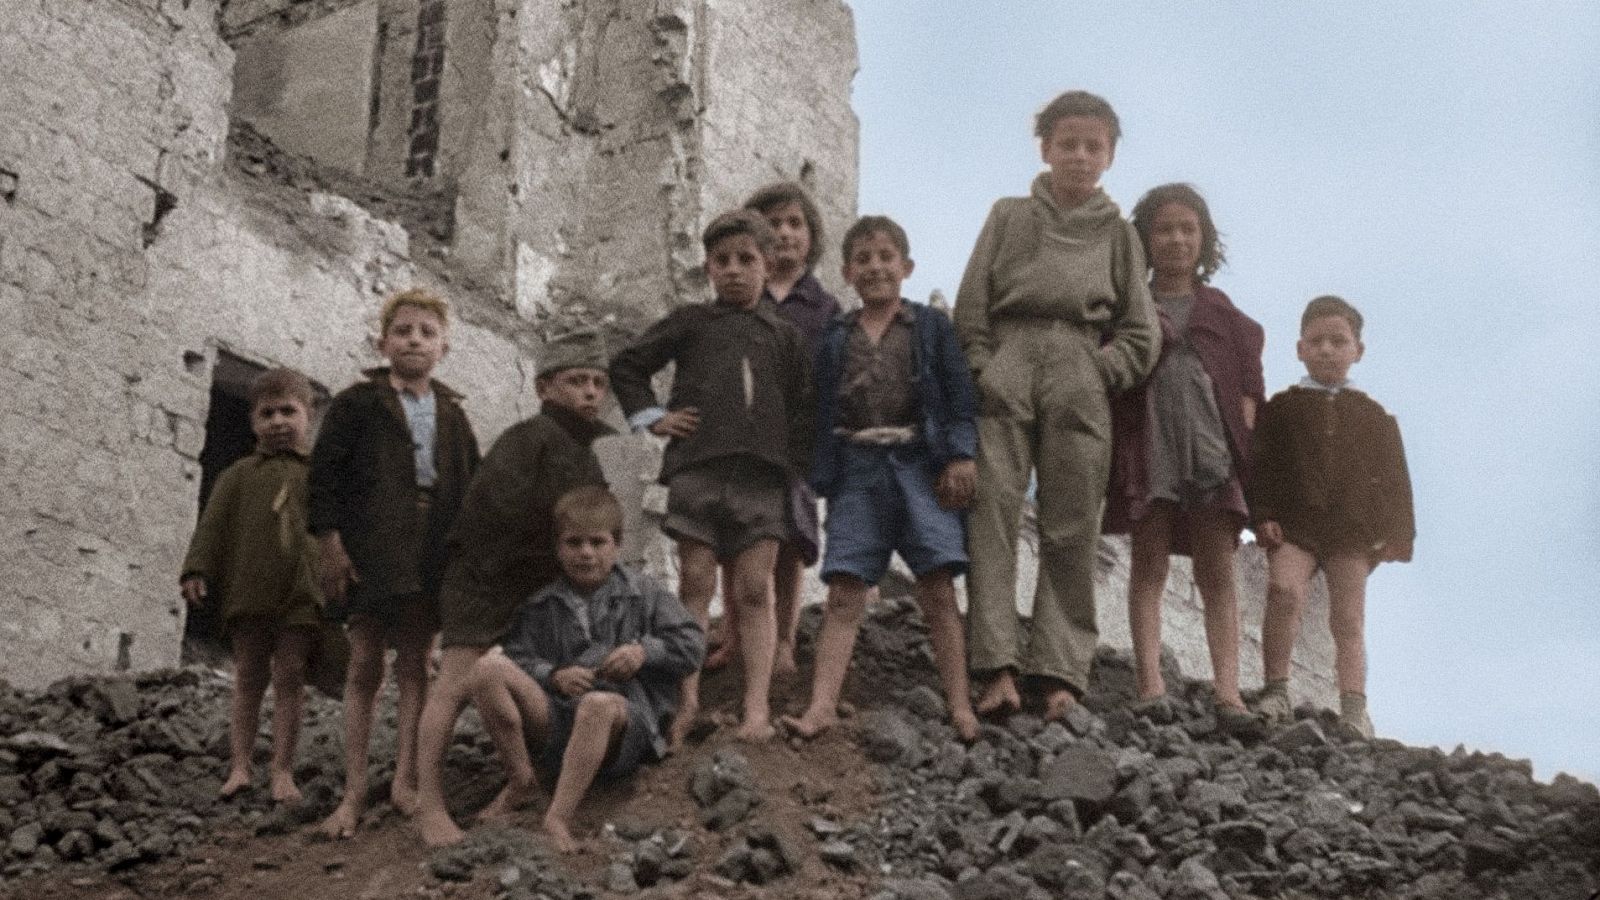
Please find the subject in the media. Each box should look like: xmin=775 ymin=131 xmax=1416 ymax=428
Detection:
xmin=1250 ymin=295 xmax=1415 ymax=739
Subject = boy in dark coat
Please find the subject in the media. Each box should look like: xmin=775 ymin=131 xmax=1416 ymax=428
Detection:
xmin=1250 ymin=295 xmax=1415 ymax=739
xmin=466 ymin=487 xmax=704 ymax=853
xmin=310 ymin=288 xmax=480 ymax=838
xmin=413 ymin=331 xmax=614 ymax=847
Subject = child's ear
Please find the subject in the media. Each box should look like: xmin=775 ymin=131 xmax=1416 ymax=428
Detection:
xmin=1355 ymin=340 xmax=1365 ymax=362
xmin=902 ymin=257 xmax=916 ymax=278
xmin=440 ymin=336 xmax=451 ymax=359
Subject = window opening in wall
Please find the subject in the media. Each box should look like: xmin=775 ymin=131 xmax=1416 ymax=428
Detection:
xmin=183 ymin=350 xmax=330 ymax=664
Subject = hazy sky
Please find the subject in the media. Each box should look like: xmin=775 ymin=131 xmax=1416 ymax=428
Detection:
xmin=849 ymin=2 xmax=1600 ymax=781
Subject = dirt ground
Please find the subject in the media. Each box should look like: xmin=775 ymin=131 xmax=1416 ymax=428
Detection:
xmin=8 ymin=656 xmax=887 ymax=900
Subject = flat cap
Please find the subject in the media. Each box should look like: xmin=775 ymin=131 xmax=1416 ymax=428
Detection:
xmin=538 ymin=329 xmax=608 ymax=376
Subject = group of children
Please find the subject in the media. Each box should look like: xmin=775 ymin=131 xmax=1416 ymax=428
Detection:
xmin=179 ymin=88 xmax=1414 ymax=854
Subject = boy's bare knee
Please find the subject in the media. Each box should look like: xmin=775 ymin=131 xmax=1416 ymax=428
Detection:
xmin=272 ymin=655 xmax=309 ymax=689
xmin=575 ymin=691 xmax=627 ymax=724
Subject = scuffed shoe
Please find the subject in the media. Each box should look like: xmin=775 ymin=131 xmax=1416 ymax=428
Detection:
xmin=1255 ymin=680 xmax=1293 ymax=726
xmin=1337 ymin=692 xmax=1375 ymax=740
xmin=1129 ymin=694 xmax=1176 ymax=724
xmin=1215 ymin=702 xmax=1266 ymax=741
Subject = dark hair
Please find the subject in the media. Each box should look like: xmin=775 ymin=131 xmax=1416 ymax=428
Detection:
xmin=840 ymin=215 xmax=911 ymax=261
xmin=744 ymin=182 xmax=825 ymax=269
xmin=702 ymin=208 xmax=777 ymax=257
xmin=1302 ymin=295 xmax=1364 ymax=340
xmin=553 ymin=485 xmax=624 ymax=540
xmin=248 ymin=367 xmax=315 ymax=410
xmin=1035 ymin=90 xmax=1121 ymax=144
xmin=1131 ymin=183 xmax=1227 ymax=283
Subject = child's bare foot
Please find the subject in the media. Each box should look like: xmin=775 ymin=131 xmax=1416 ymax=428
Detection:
xmin=543 ymin=816 xmax=581 ymax=854
xmin=1041 ymin=687 xmax=1076 ymax=722
xmin=772 ymin=641 xmax=799 ymax=678
xmin=318 ymin=799 xmax=363 ymax=840
xmin=779 ymin=708 xmax=839 ymax=739
xmin=950 ymin=706 xmax=980 ymax=743
xmin=734 ymin=718 xmax=777 ymax=743
xmin=390 ymin=779 xmax=418 ymax=816
xmin=416 ymin=806 xmax=467 ymax=848
xmin=269 ymin=770 xmax=303 ymax=804
xmin=476 ymin=778 xmax=539 ymax=823
xmin=976 ymin=674 xmax=1022 ymax=719
xmin=667 ymin=701 xmax=700 ymax=752
xmin=219 ymin=768 xmax=252 ymax=799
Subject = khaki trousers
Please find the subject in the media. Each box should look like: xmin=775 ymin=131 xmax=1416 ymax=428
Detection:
xmin=967 ymin=320 xmax=1111 ymax=693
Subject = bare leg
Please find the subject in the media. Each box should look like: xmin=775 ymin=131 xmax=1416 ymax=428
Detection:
xmin=1191 ymin=510 xmax=1245 ymax=711
xmin=320 ymin=620 xmax=386 ymax=839
xmin=704 ymin=566 xmax=740 ymax=672
xmin=669 ymin=540 xmax=719 ymax=750
xmin=1321 ymin=555 xmax=1370 ymax=696
xmin=976 ymin=668 xmax=1022 ymax=718
xmin=414 ymin=645 xmax=488 ymax=847
xmin=470 ymin=654 xmax=551 ymax=822
xmin=544 ymin=692 xmax=628 ymax=853
xmin=1262 ymin=543 xmax=1317 ymax=683
xmin=267 ymin=626 xmax=314 ymax=803
xmin=771 ymin=543 xmax=807 ymax=677
xmin=223 ymin=629 xmax=273 ymax=798
xmin=915 ymin=570 xmax=979 ymax=742
xmin=728 ymin=540 xmax=780 ymax=742
xmin=388 ymin=622 xmax=434 ymax=814
xmin=1040 ymin=681 xmax=1077 ymax=722
xmin=1127 ymin=504 xmax=1175 ymax=701
xmin=781 ymin=576 xmax=868 ymax=738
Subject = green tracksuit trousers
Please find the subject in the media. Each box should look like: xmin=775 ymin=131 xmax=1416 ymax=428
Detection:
xmin=967 ymin=320 xmax=1111 ymax=693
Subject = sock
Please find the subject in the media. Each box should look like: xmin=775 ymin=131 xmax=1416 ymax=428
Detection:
xmin=1340 ymin=691 xmax=1368 ymax=718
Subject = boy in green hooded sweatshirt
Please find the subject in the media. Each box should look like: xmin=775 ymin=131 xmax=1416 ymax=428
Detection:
xmin=955 ymin=90 xmax=1160 ymax=721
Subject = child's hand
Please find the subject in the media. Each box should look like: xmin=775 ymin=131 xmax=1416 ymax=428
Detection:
xmin=552 ymin=666 xmax=595 ymax=698
xmin=180 ymin=576 xmax=207 ymax=607
xmin=1242 ymin=397 xmax=1258 ymax=431
xmin=317 ymin=532 xmax=360 ymax=605
xmin=1256 ymin=520 xmax=1284 ymax=549
xmin=936 ymin=459 xmax=977 ymax=510
xmin=649 ymin=407 xmax=701 ymax=439
xmin=598 ymin=644 xmax=645 ymax=682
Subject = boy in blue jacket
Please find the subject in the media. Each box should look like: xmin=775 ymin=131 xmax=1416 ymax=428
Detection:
xmin=783 ymin=216 xmax=980 ymax=742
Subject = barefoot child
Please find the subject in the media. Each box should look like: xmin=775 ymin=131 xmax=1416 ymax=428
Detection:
xmin=610 ymin=209 xmax=814 ymax=745
xmin=181 ymin=368 xmax=323 ymax=803
xmin=413 ymin=331 xmax=613 ymax=847
xmin=309 ymin=288 xmax=480 ymax=837
xmin=1103 ymin=183 xmax=1265 ymax=728
xmin=1250 ymin=296 xmax=1414 ymax=739
xmin=783 ymin=216 xmax=980 ymax=743
xmin=955 ymin=90 xmax=1160 ymax=721
xmin=466 ymin=487 xmax=704 ymax=852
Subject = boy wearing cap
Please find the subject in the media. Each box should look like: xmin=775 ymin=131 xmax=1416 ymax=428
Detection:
xmin=414 ymin=331 xmax=615 ymax=847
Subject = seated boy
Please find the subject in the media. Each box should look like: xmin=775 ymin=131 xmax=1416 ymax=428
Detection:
xmin=466 ymin=486 xmax=704 ymax=853
xmin=1249 ymin=296 xmax=1415 ymax=739
xmin=413 ymin=330 xmax=614 ymax=847
xmin=609 ymin=209 xmax=814 ymax=745
xmin=782 ymin=216 xmax=980 ymax=743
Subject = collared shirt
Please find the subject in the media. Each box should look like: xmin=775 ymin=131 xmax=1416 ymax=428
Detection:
xmin=398 ymin=388 xmax=437 ymax=487
xmin=1297 ymin=376 xmax=1354 ymax=394
xmin=763 ymin=271 xmax=840 ymax=352
xmin=837 ymin=303 xmax=918 ymax=432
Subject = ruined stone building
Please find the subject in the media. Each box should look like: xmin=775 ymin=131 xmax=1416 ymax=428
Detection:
xmin=1 ymin=0 xmax=1333 ymax=707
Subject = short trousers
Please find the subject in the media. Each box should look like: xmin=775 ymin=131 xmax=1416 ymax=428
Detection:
xmin=663 ymin=458 xmax=787 ymax=561
xmin=1281 ymin=516 xmax=1382 ymax=566
xmin=437 ymin=556 xmax=560 ymax=649
xmin=820 ymin=443 xmax=967 ymax=586
xmin=342 ymin=591 xmax=440 ymax=634
xmin=537 ymin=691 xmax=658 ymax=782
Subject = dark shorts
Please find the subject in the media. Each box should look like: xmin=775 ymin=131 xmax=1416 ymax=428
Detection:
xmin=821 ymin=444 xmax=967 ymax=586
xmin=437 ymin=557 xmax=559 ymax=649
xmin=537 ymin=692 xmax=658 ymax=783
xmin=664 ymin=459 xmax=787 ymax=562
xmin=1282 ymin=516 xmax=1382 ymax=565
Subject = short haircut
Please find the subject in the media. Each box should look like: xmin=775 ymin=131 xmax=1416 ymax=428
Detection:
xmin=841 ymin=215 xmax=911 ymax=261
xmin=744 ymin=181 xmax=825 ymax=269
xmin=553 ymin=485 xmax=624 ymax=540
xmin=248 ymin=367 xmax=315 ymax=410
xmin=379 ymin=287 xmax=449 ymax=336
xmin=701 ymin=208 xmax=777 ymax=258
xmin=1302 ymin=295 xmax=1364 ymax=340
xmin=1034 ymin=90 xmax=1122 ymax=145
xmin=1131 ymin=183 xmax=1227 ymax=283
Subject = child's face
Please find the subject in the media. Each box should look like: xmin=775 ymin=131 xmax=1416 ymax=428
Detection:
xmin=1147 ymin=201 xmax=1202 ymax=284
xmin=251 ymin=394 xmax=310 ymax=453
xmin=1041 ymin=115 xmax=1115 ymax=204
xmin=557 ymin=525 xmax=619 ymax=593
xmin=537 ymin=367 xmax=609 ymax=421
xmin=761 ymin=201 xmax=812 ymax=275
xmin=841 ymin=230 xmax=914 ymax=309
xmin=379 ymin=304 xmax=448 ymax=382
xmin=1297 ymin=315 xmax=1364 ymax=385
xmin=704 ymin=233 xmax=769 ymax=309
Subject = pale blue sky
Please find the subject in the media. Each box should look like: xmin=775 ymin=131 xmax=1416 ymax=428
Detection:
xmin=850 ymin=2 xmax=1600 ymax=781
